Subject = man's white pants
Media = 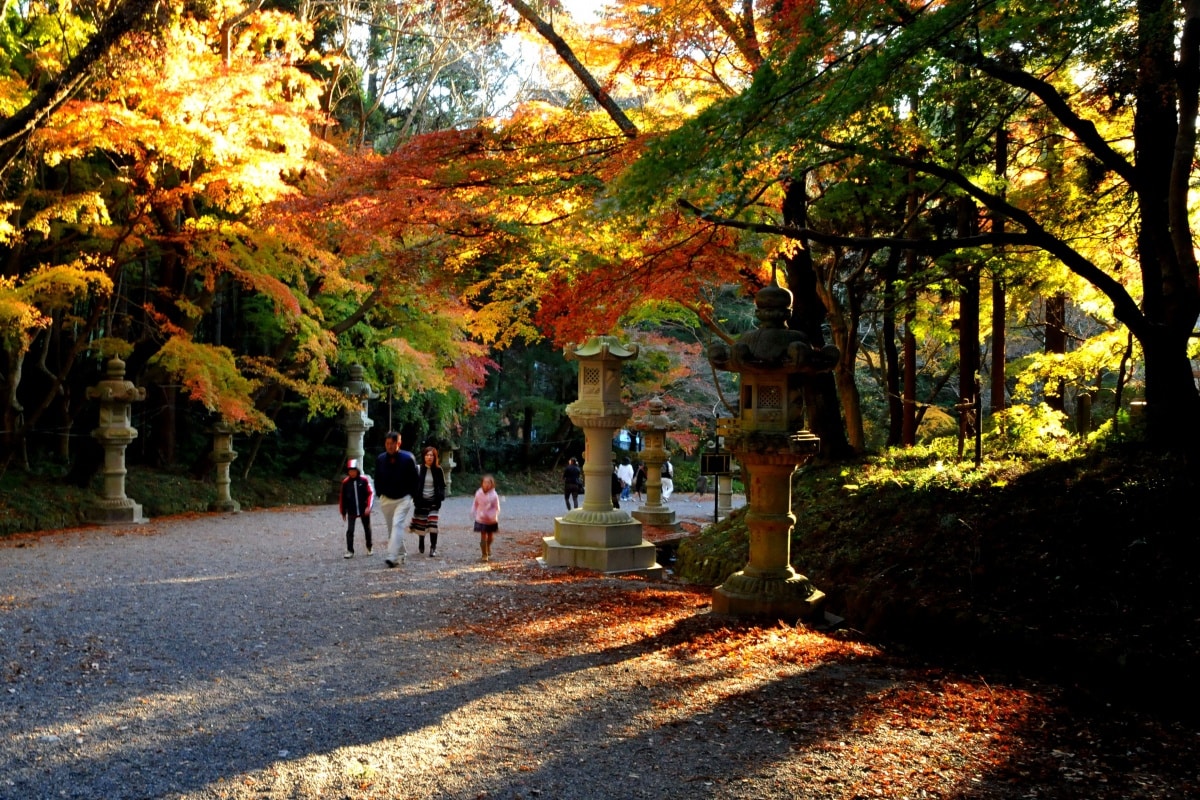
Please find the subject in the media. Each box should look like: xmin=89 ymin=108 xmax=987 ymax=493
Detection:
xmin=380 ymin=495 xmax=414 ymax=562
xmin=661 ymin=477 xmax=674 ymax=501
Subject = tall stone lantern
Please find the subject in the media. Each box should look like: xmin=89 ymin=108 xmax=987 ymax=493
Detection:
xmin=630 ymin=396 xmax=678 ymax=529
xmin=210 ymin=421 xmax=240 ymax=513
xmin=85 ymin=357 xmax=147 ymax=524
xmin=540 ymin=336 xmax=662 ymax=576
xmin=341 ymin=364 xmax=378 ymax=470
xmin=707 ymin=282 xmax=839 ymax=621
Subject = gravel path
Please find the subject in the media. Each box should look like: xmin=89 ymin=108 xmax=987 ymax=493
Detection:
xmin=1 ymin=493 xmax=1195 ymax=800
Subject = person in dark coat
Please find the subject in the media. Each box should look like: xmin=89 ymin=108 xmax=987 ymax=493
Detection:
xmin=411 ymin=445 xmax=447 ymax=556
xmin=376 ymin=431 xmax=420 ymax=567
xmin=339 ymin=459 xmax=374 ymax=558
xmin=563 ymin=457 xmax=583 ymax=510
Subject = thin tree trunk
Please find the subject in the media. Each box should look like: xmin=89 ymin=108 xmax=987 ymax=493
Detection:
xmin=881 ymin=248 xmax=903 ymax=445
xmin=1044 ymin=293 xmax=1067 ymax=412
xmin=991 ymin=127 xmax=1008 ymax=413
xmin=505 ymin=0 xmax=638 ymax=138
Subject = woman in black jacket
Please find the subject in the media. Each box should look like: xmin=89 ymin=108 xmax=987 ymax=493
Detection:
xmin=412 ymin=446 xmax=447 ymax=556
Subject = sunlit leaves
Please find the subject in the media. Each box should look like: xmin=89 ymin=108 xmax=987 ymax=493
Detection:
xmin=149 ymin=336 xmax=272 ymax=431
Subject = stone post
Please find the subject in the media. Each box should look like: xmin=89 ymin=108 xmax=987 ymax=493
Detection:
xmin=706 ymin=282 xmax=840 ymax=621
xmin=443 ymin=447 xmax=456 ymax=494
xmin=85 ymin=358 xmax=147 ymax=524
xmin=210 ymin=422 xmax=240 ymax=513
xmin=540 ymin=336 xmax=662 ymax=576
xmin=630 ymin=397 xmax=678 ymax=529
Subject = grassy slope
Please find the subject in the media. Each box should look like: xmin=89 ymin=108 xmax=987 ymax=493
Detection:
xmin=678 ymin=444 xmax=1200 ymax=717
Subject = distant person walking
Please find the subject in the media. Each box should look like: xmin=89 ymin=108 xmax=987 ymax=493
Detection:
xmin=376 ymin=431 xmax=419 ymax=568
xmin=694 ymin=473 xmax=708 ymax=502
xmin=633 ymin=462 xmax=647 ymax=503
xmin=616 ymin=457 xmax=633 ymax=501
xmin=611 ymin=466 xmax=623 ymax=510
xmin=472 ymin=474 xmax=500 ymax=562
xmin=661 ymin=458 xmax=674 ymax=502
xmin=563 ymin=457 xmax=583 ymax=511
xmin=339 ymin=459 xmax=374 ymax=558
xmin=411 ymin=445 xmax=446 ymax=557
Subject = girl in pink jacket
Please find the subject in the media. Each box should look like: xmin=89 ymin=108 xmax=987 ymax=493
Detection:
xmin=471 ymin=474 xmax=500 ymax=562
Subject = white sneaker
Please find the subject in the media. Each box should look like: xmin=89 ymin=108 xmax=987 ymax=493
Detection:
xmin=343 ymin=552 xmax=353 ymax=559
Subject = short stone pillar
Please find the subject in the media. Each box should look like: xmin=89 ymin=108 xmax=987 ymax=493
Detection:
xmin=630 ymin=397 xmax=678 ymax=529
xmin=541 ymin=336 xmax=662 ymax=576
xmin=85 ymin=358 xmax=147 ymax=524
xmin=443 ymin=446 xmax=456 ymax=493
xmin=707 ymin=281 xmax=839 ymax=621
xmin=341 ymin=364 xmax=378 ymax=469
xmin=210 ymin=422 xmax=240 ymax=513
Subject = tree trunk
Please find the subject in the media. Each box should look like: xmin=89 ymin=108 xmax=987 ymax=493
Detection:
xmin=882 ymin=249 xmax=903 ymax=445
xmin=955 ymin=197 xmax=980 ymax=462
xmin=902 ymin=253 xmax=918 ymax=446
xmin=990 ymin=127 xmax=1009 ymax=413
xmin=1044 ymin=293 xmax=1067 ymax=412
xmin=780 ymin=178 xmax=852 ymax=457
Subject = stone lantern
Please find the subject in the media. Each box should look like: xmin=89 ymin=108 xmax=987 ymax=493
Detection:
xmin=630 ymin=396 xmax=678 ymax=529
xmin=540 ymin=336 xmax=661 ymax=576
xmin=210 ymin=421 xmax=240 ymax=513
xmin=341 ymin=364 xmax=378 ymax=471
xmin=85 ymin=357 xmax=147 ymax=524
xmin=707 ymin=282 xmax=839 ymax=621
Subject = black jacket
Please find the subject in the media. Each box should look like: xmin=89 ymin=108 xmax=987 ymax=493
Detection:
xmin=415 ymin=465 xmax=446 ymax=512
xmin=375 ymin=448 xmax=419 ymax=500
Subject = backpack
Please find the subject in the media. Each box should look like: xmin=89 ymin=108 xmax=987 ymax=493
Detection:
xmin=663 ymin=462 xmax=672 ymax=478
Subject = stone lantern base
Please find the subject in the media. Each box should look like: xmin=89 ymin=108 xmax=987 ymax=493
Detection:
xmin=540 ymin=511 xmax=663 ymax=577
xmin=711 ymin=568 xmax=825 ymax=622
xmin=85 ymin=498 xmax=147 ymax=525
xmin=631 ymin=507 xmax=678 ymax=528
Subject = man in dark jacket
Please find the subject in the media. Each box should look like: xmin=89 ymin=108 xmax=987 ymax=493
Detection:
xmin=376 ymin=431 xmax=419 ymax=567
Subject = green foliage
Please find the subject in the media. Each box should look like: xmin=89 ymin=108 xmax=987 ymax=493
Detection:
xmin=984 ymin=403 xmax=1076 ymax=460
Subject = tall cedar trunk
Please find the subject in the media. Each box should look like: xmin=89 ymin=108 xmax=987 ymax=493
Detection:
xmin=1044 ymin=293 xmax=1067 ymax=412
xmin=1134 ymin=0 xmax=1200 ymax=449
xmin=781 ymin=178 xmax=852 ymax=457
xmin=901 ymin=153 xmax=920 ymax=446
xmin=954 ymin=81 xmax=980 ymax=462
xmin=882 ymin=249 xmax=903 ymax=445
xmin=956 ymin=197 xmax=981 ymax=461
xmin=990 ymin=128 xmax=1008 ymax=413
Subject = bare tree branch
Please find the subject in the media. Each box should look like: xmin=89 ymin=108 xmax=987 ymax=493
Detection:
xmin=505 ymin=0 xmax=639 ymax=139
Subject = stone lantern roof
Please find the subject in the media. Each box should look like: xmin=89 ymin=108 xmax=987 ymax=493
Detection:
xmin=708 ymin=283 xmax=839 ymax=377
xmin=631 ymin=396 xmax=677 ymax=432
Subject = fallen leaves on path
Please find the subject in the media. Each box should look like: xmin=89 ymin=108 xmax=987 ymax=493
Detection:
xmin=442 ymin=548 xmax=1199 ymax=799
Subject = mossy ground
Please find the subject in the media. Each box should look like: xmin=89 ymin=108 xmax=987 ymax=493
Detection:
xmin=677 ymin=444 xmax=1200 ymax=717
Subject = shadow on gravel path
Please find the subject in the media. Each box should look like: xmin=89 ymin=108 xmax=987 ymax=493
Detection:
xmin=1 ymin=496 xmax=1194 ymax=800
